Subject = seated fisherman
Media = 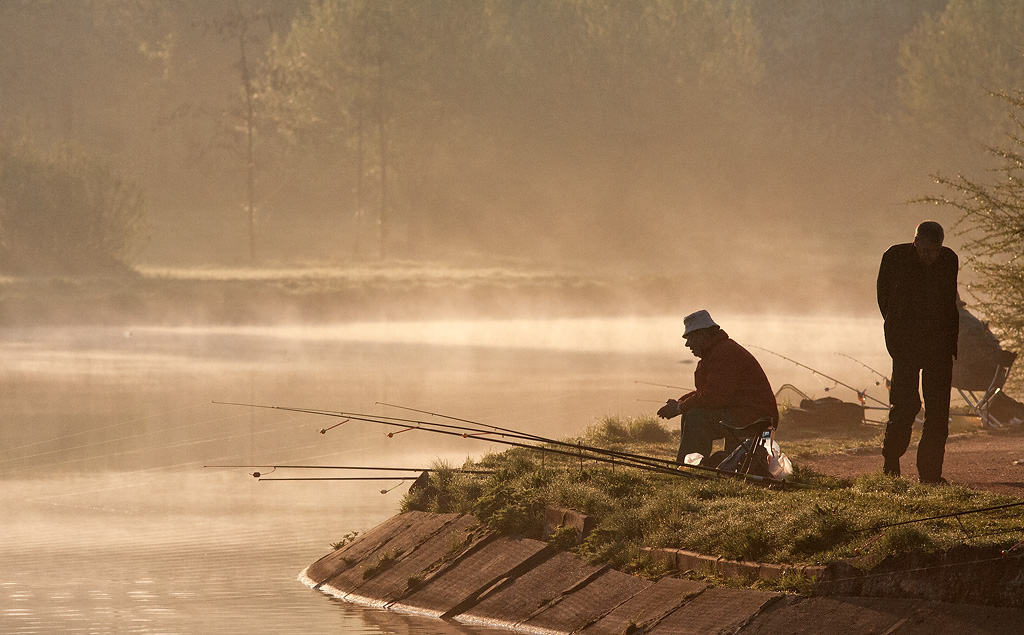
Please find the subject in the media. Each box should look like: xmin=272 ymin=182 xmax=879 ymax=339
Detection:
xmin=657 ymin=310 xmax=779 ymax=464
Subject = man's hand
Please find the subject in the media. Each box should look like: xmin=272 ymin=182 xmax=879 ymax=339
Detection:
xmin=657 ymin=399 xmax=681 ymax=419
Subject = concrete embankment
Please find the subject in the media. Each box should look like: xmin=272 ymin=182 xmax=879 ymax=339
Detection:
xmin=300 ymin=511 xmax=1024 ymax=634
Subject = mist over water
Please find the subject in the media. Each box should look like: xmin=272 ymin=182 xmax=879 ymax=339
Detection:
xmin=2 ymin=314 xmax=890 ymax=474
xmin=2 ymin=2 xmax=1017 ymax=632
xmin=0 ymin=315 xmax=890 ymax=633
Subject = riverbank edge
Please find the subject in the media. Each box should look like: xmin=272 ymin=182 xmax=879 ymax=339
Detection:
xmin=296 ymin=510 xmax=785 ymax=634
xmin=296 ymin=510 xmax=1024 ymax=634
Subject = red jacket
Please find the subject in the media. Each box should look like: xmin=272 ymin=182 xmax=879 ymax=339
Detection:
xmin=678 ymin=330 xmax=779 ymax=427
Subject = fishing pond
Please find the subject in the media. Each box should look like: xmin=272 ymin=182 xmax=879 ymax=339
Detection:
xmin=0 ymin=314 xmax=889 ymax=634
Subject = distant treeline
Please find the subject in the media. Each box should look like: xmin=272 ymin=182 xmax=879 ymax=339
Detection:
xmin=1 ymin=0 xmax=1022 ymax=269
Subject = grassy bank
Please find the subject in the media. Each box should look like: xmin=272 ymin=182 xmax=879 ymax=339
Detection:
xmin=398 ymin=415 xmax=1024 ymax=592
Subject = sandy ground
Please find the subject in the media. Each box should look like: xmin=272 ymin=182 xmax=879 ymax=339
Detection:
xmin=800 ymin=427 xmax=1024 ymax=497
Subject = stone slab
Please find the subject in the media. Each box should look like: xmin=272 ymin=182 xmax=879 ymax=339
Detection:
xmin=542 ymin=506 xmax=596 ymax=544
xmin=317 ymin=510 xmax=466 ymax=594
xmin=520 ymin=568 xmax=652 ymax=635
xmin=305 ymin=511 xmax=456 ymax=586
xmin=456 ymin=551 xmax=605 ymax=627
xmin=716 ymin=558 xmax=761 ymax=582
xmin=578 ymin=577 xmax=707 ymax=635
xmin=738 ymin=595 xmax=1024 ymax=635
xmin=646 ymin=587 xmax=780 ymax=635
xmin=338 ymin=514 xmax=485 ymax=605
xmin=392 ymin=535 xmax=553 ymax=618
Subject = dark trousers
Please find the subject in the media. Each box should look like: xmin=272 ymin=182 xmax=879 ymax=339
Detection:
xmin=676 ymin=407 xmax=739 ymax=464
xmin=882 ymin=355 xmax=954 ymax=480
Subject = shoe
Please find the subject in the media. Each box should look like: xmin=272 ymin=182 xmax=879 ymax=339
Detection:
xmin=920 ymin=476 xmax=948 ymax=486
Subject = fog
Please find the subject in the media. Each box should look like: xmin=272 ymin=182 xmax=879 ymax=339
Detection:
xmin=2 ymin=0 xmax=1010 ymax=306
xmin=0 ymin=3 xmax=1014 ymax=633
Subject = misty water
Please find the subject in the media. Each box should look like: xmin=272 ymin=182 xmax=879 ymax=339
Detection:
xmin=1 ymin=315 xmax=889 ymax=634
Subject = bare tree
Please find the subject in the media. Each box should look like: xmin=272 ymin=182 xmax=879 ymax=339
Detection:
xmin=918 ymin=90 xmax=1024 ymax=374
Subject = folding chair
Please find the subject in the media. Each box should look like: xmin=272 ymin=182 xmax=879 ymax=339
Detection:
xmin=957 ymin=349 xmax=1018 ymax=428
xmin=716 ymin=416 xmax=778 ymax=479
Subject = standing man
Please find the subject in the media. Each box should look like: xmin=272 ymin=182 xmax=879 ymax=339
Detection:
xmin=657 ymin=310 xmax=778 ymax=464
xmin=877 ymin=221 xmax=959 ymax=484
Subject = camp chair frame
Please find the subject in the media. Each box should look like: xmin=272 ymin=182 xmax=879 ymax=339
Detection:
xmin=718 ymin=417 xmax=778 ymax=478
xmin=957 ymin=349 xmax=1017 ymax=428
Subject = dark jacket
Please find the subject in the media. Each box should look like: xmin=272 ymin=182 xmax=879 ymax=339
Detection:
xmin=876 ymin=243 xmax=959 ymax=360
xmin=678 ymin=329 xmax=779 ymax=427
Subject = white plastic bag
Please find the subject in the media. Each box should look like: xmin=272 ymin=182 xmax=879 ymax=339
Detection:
xmin=767 ymin=439 xmax=794 ymax=480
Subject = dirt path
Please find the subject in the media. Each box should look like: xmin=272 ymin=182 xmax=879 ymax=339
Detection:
xmin=799 ymin=428 xmax=1024 ymax=497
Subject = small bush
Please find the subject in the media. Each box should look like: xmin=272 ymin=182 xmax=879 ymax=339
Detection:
xmin=548 ymin=524 xmax=580 ymax=551
xmin=585 ymin=414 xmax=672 ymax=445
xmin=0 ymin=141 xmax=146 ymax=275
xmin=875 ymin=526 xmax=935 ymax=556
xmin=362 ymin=550 xmax=400 ymax=579
xmin=331 ymin=531 xmax=360 ymax=551
xmin=473 ymin=484 xmax=544 ymax=537
xmin=789 ymin=503 xmax=855 ymax=558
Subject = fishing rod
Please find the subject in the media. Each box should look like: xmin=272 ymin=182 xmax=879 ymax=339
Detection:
xmin=364 ymin=403 xmax=804 ymax=488
xmin=367 ymin=401 xmax=761 ymax=482
xmin=214 ymin=401 xmax=796 ymax=487
xmin=215 ymin=401 xmax=691 ymax=476
xmin=376 ymin=401 xmax=554 ymax=445
xmin=204 ymin=464 xmax=492 ymax=472
xmin=749 ymin=346 xmax=888 ymax=407
xmin=259 ymin=476 xmax=420 ymax=481
xmin=855 ymin=500 xmax=1024 ymax=534
xmin=204 ymin=464 xmax=494 ymax=477
xmin=216 ymin=400 xmax=683 ymax=476
xmin=254 ymin=476 xmax=424 ymax=496
xmin=374 ymin=401 xmax=708 ymax=475
xmin=836 ymin=353 xmax=891 ymax=389
xmin=634 ymin=380 xmax=693 ymax=392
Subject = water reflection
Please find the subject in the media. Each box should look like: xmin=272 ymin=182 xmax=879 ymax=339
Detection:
xmin=0 ymin=315 xmax=888 ymax=634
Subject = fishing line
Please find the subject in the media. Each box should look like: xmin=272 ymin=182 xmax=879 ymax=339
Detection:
xmin=836 ymin=352 xmax=891 ymax=388
xmin=0 ymin=402 xmax=208 ymax=459
xmin=380 ymin=480 xmax=411 ymax=493
xmin=1 ymin=411 xmax=322 ymax=476
xmin=203 ymin=445 xmax=378 ymax=475
xmin=23 ymin=457 xmax=219 ymax=505
xmin=24 ymin=442 xmax=382 ymax=506
xmin=0 ymin=409 xmax=256 ymax=473
xmin=319 ymin=419 xmax=350 ymax=434
xmin=386 ymin=425 xmax=419 ymax=437
xmin=23 ymin=440 xmax=382 ymax=505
